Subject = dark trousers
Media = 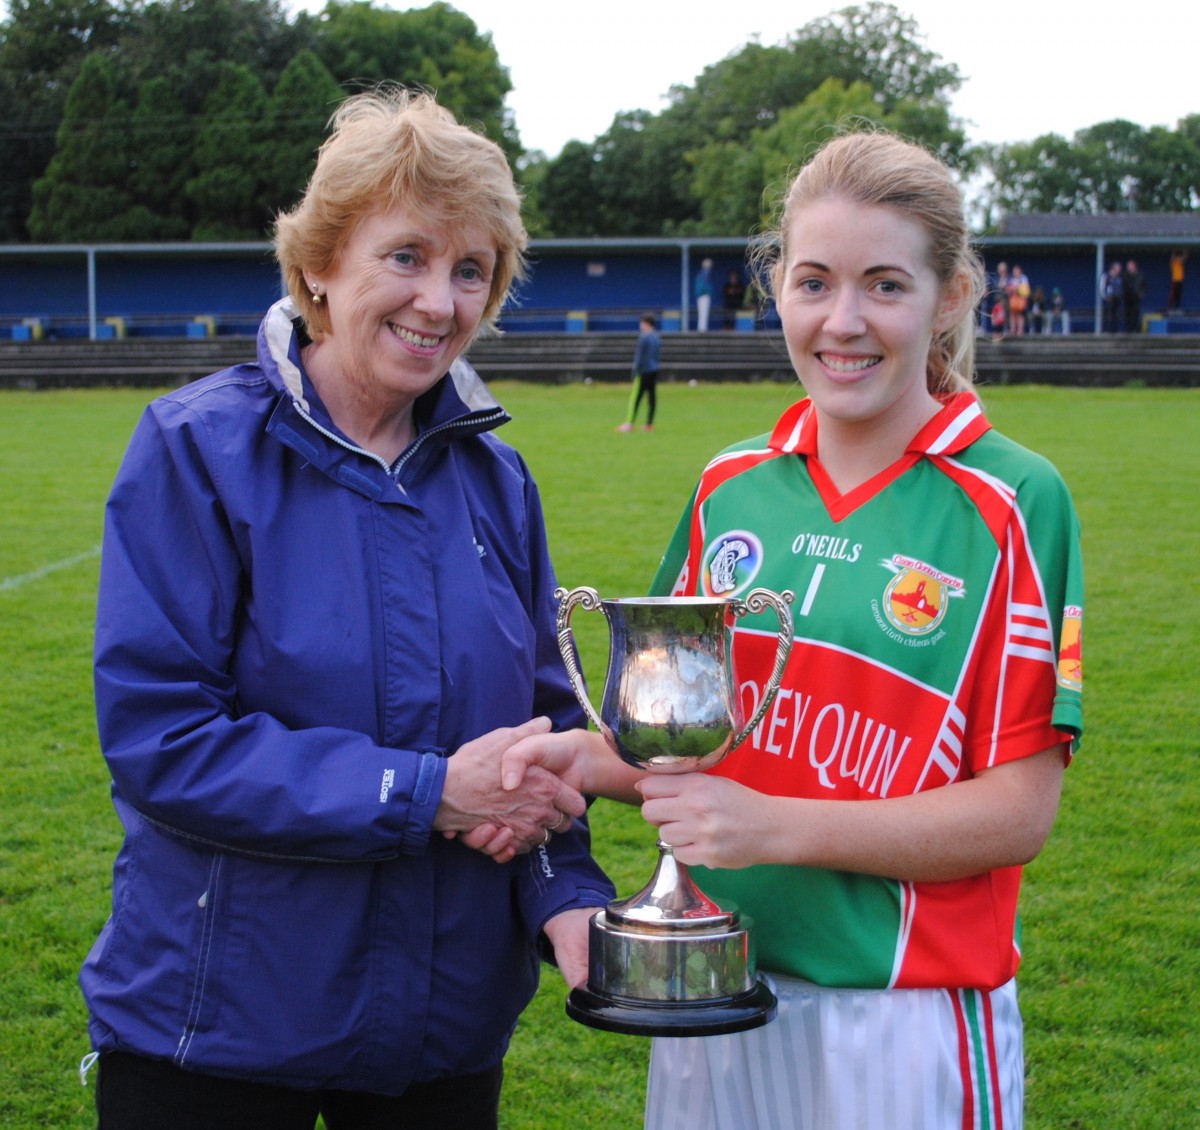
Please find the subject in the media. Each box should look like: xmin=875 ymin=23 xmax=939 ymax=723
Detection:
xmin=95 ymin=1051 xmax=503 ymax=1130
xmin=630 ymin=370 xmax=658 ymax=425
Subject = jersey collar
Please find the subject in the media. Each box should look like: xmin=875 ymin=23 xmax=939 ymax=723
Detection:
xmin=769 ymin=391 xmax=991 ymax=458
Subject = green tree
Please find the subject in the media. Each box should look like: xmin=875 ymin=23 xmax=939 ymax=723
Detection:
xmin=185 ymin=61 xmax=269 ymax=239
xmin=1176 ymin=113 xmax=1200 ymax=150
xmin=515 ymin=149 xmax=554 ymax=239
xmin=0 ymin=0 xmax=126 ymax=238
xmin=537 ymin=2 xmax=965 ymax=236
xmin=981 ymin=119 xmax=1200 ymax=219
xmin=9 ymin=0 xmax=314 ymax=240
xmin=312 ymin=0 xmax=517 ymax=158
xmin=4 ymin=0 xmax=528 ymax=241
xmin=794 ymin=2 xmax=961 ymax=108
xmin=589 ymin=110 xmax=695 ymax=235
xmin=687 ymin=78 xmax=968 ymax=236
xmin=260 ymin=49 xmax=344 ymax=217
xmin=1074 ymin=119 xmax=1150 ymax=213
xmin=115 ymin=0 xmax=319 ymax=238
xmin=688 ymin=79 xmax=882 ymax=236
xmin=125 ymin=76 xmax=194 ymax=238
xmin=665 ymin=39 xmax=814 ymax=146
xmin=117 ymin=0 xmax=312 ymax=116
xmin=27 ymin=52 xmax=134 ymax=240
xmin=668 ymin=3 xmax=960 ymax=147
xmin=980 ymin=134 xmax=1089 ymax=220
xmin=1136 ymin=125 xmax=1200 ymax=211
xmin=534 ymin=139 xmax=600 ymax=236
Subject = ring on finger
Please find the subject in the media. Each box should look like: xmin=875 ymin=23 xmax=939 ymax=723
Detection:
xmin=540 ymin=826 xmax=552 ymax=847
xmin=548 ymin=810 xmax=567 ymax=832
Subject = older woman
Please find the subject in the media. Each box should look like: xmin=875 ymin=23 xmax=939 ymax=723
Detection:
xmin=81 ymin=90 xmax=613 ymax=1129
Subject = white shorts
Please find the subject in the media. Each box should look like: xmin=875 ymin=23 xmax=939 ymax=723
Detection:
xmin=644 ymin=973 xmax=1024 ymax=1130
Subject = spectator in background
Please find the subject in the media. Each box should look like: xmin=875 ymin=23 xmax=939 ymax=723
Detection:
xmin=1046 ymin=287 xmax=1070 ymax=334
xmin=1101 ymin=262 xmax=1124 ymax=333
xmin=723 ymin=270 xmax=746 ymax=329
xmin=1123 ymin=260 xmax=1146 ymax=333
xmin=988 ymin=262 xmax=1009 ymax=339
xmin=694 ymin=258 xmax=714 ymax=331
xmin=1007 ymin=264 xmax=1031 ymax=335
xmin=1030 ymin=285 xmax=1046 ymax=335
xmin=1167 ymin=250 xmax=1187 ymax=313
xmin=990 ymin=291 xmax=1007 ymax=342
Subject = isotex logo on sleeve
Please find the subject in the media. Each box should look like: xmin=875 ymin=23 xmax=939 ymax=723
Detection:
xmin=379 ymin=768 xmax=395 ymax=802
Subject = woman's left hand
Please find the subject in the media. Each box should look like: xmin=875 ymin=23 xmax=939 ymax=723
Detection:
xmin=446 ymin=822 xmax=520 ymax=863
xmin=542 ymin=906 xmax=596 ymax=989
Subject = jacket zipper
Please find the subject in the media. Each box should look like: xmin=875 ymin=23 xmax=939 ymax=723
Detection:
xmin=291 ymin=401 xmax=508 ymax=487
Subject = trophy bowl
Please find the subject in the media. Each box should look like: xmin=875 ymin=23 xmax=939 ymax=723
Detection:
xmin=555 ymin=586 xmax=794 ymax=1037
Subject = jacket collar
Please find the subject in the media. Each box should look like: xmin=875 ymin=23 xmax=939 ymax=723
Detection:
xmin=258 ymin=298 xmax=511 ymax=489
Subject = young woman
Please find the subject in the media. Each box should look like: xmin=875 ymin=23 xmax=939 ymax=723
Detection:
xmin=502 ymin=130 xmax=1083 ymax=1130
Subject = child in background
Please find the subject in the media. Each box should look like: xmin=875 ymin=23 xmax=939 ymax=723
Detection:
xmin=617 ymin=313 xmax=662 ymax=432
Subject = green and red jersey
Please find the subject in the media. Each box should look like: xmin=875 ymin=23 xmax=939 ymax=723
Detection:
xmin=650 ymin=393 xmax=1083 ymax=991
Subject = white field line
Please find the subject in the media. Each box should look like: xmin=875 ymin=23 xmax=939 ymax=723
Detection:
xmin=0 ymin=545 xmax=101 ymax=594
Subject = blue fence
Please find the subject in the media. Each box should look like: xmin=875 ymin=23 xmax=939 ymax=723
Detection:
xmin=1 ymin=239 xmax=1195 ymax=340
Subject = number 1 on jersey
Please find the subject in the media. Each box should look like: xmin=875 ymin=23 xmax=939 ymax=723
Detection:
xmin=798 ymin=562 xmax=825 ymax=617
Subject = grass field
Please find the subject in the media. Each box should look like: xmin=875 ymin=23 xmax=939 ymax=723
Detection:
xmin=1 ymin=380 xmax=1197 ymax=1128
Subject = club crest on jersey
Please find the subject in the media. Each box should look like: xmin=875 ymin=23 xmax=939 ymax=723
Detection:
xmin=1057 ymin=606 xmax=1083 ymax=691
xmin=879 ymin=554 xmax=964 ymax=636
xmin=701 ymin=530 xmax=763 ymax=596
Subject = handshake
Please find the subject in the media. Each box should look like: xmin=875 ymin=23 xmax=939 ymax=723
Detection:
xmin=434 ymin=715 xmax=758 ymax=874
xmin=434 ymin=717 xmax=625 ymax=864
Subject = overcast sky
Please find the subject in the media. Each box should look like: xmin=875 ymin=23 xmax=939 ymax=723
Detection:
xmin=432 ymin=0 xmax=1191 ymax=157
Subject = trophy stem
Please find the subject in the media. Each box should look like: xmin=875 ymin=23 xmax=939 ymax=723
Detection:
xmin=607 ymin=839 xmax=734 ymax=930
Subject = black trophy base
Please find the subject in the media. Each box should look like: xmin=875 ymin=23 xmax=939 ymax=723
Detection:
xmin=566 ymin=978 xmax=777 ymax=1037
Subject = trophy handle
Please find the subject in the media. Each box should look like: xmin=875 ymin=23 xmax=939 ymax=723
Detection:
xmin=728 ymin=587 xmax=795 ymax=753
xmin=554 ymin=585 xmax=606 ymax=733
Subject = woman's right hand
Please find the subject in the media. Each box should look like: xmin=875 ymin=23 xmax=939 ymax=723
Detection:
xmin=435 ymin=717 xmax=586 ymax=855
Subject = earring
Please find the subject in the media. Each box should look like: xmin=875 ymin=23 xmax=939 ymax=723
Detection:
xmin=311 ymin=285 xmax=323 ymax=305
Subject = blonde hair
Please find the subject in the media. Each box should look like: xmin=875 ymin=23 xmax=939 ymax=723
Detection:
xmin=274 ymin=88 xmax=526 ymax=338
xmin=755 ymin=131 xmax=983 ymax=395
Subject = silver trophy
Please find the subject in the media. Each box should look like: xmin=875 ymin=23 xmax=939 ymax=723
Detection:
xmin=555 ymin=586 xmax=794 ymax=1036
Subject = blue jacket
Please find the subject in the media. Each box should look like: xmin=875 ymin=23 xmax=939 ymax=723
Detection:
xmin=81 ymin=299 xmax=614 ymax=1093
xmin=632 ymin=327 xmax=661 ymax=376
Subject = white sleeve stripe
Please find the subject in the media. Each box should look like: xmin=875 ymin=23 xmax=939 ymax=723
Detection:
xmin=1006 ymin=642 xmax=1056 ymax=663
xmin=1009 ymin=623 xmax=1055 ymax=643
